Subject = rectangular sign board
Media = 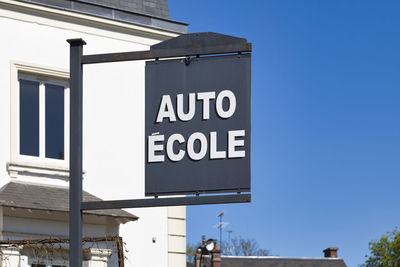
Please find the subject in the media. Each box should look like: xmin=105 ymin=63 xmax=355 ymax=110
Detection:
xmin=145 ymin=54 xmax=251 ymax=196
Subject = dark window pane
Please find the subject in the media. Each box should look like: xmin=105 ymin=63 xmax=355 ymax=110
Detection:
xmin=45 ymin=83 xmax=64 ymax=159
xmin=20 ymin=79 xmax=40 ymax=156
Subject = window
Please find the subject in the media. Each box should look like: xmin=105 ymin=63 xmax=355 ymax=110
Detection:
xmin=10 ymin=62 xmax=69 ymax=172
xmin=19 ymin=77 xmax=65 ymax=160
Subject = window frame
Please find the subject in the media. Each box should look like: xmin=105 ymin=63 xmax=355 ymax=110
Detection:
xmin=10 ymin=61 xmax=70 ymax=171
xmin=29 ymin=260 xmax=69 ymax=267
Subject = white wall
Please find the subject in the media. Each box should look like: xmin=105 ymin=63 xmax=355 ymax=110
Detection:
xmin=168 ymin=206 xmax=187 ymax=266
xmin=0 ymin=3 xmax=185 ymax=266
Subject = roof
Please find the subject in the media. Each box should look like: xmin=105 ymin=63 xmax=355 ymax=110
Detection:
xmin=16 ymin=0 xmax=188 ymax=33
xmin=221 ymin=256 xmax=347 ymax=267
xmin=0 ymin=182 xmax=138 ymax=221
xmin=79 ymin=0 xmax=170 ymax=19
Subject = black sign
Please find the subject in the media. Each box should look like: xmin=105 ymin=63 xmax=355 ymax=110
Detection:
xmin=145 ymin=54 xmax=251 ymax=196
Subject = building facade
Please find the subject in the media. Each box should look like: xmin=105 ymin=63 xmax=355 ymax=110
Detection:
xmin=0 ymin=0 xmax=187 ymax=266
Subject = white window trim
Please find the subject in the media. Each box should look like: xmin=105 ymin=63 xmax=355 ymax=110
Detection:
xmin=28 ymin=261 xmax=69 ymax=267
xmin=28 ymin=258 xmax=69 ymax=267
xmin=26 ymin=248 xmax=112 ymax=266
xmin=10 ymin=61 xmax=70 ymax=176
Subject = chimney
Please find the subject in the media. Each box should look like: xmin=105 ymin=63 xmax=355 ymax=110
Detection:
xmin=212 ymin=242 xmax=221 ymax=267
xmin=323 ymin=247 xmax=338 ymax=258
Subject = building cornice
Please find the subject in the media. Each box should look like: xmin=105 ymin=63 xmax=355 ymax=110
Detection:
xmin=0 ymin=0 xmax=184 ymax=45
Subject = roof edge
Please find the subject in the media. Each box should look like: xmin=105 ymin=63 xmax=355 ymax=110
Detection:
xmin=221 ymin=256 xmax=344 ymax=260
xmin=15 ymin=0 xmax=188 ymax=33
xmin=0 ymin=0 xmax=185 ymax=44
xmin=0 ymin=182 xmax=138 ymax=221
xmin=0 ymin=204 xmax=138 ymax=221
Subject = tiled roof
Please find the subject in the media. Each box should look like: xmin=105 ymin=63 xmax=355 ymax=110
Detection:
xmin=221 ymin=256 xmax=347 ymax=267
xmin=0 ymin=182 xmax=138 ymax=221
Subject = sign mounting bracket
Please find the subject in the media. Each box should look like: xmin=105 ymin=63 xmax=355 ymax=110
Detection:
xmin=81 ymin=32 xmax=252 ymax=64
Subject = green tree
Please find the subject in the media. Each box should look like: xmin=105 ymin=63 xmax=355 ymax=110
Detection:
xmin=363 ymin=228 xmax=400 ymax=267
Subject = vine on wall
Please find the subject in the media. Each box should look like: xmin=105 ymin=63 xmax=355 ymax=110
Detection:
xmin=0 ymin=236 xmax=127 ymax=266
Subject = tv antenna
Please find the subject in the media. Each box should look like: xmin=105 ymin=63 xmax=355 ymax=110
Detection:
xmin=212 ymin=211 xmax=229 ymax=250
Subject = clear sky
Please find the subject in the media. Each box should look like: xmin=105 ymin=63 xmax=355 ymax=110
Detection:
xmin=167 ymin=1 xmax=400 ymax=266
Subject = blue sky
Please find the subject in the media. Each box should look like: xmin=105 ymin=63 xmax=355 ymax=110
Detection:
xmin=168 ymin=1 xmax=400 ymax=266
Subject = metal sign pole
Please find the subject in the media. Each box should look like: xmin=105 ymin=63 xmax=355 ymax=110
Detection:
xmin=66 ymin=32 xmax=252 ymax=266
xmin=67 ymin=38 xmax=86 ymax=267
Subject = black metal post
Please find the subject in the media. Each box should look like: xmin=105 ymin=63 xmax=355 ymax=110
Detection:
xmin=67 ymin=38 xmax=86 ymax=267
xmin=220 ymin=214 xmax=222 ymax=249
xmin=64 ymin=33 xmax=251 ymax=266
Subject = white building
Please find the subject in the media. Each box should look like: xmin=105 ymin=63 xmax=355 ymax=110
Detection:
xmin=0 ymin=0 xmax=188 ymax=266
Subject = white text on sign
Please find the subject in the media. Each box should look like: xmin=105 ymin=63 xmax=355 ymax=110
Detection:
xmin=148 ymin=90 xmax=246 ymax=163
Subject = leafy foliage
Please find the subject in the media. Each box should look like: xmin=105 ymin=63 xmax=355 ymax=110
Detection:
xmin=363 ymin=228 xmax=400 ymax=267
xmin=222 ymin=236 xmax=270 ymax=256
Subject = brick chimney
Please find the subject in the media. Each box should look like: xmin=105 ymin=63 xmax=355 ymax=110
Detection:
xmin=212 ymin=243 xmax=221 ymax=267
xmin=323 ymin=247 xmax=338 ymax=258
